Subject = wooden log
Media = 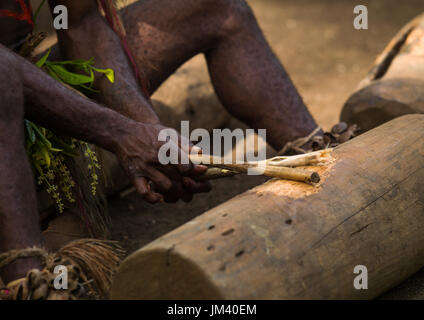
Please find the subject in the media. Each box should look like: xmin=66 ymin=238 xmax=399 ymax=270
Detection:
xmin=340 ymin=78 xmax=424 ymax=133
xmin=341 ymin=14 xmax=424 ymax=132
xmin=355 ymin=13 xmax=424 ymax=90
xmin=111 ymin=114 xmax=424 ymax=299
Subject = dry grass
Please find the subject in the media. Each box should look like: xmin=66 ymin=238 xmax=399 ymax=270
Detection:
xmin=52 ymin=239 xmax=125 ymax=297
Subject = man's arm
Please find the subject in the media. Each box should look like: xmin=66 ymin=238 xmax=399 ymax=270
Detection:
xmin=47 ymin=0 xmax=159 ymax=124
xmin=46 ymin=0 xmax=213 ymax=202
xmin=2 ymin=44 xmax=182 ymax=202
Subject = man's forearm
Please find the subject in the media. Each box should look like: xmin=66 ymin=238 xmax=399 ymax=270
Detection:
xmin=6 ymin=45 xmax=132 ymax=152
xmin=51 ymin=1 xmax=160 ymax=124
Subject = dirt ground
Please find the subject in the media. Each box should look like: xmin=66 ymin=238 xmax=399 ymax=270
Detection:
xmin=34 ymin=0 xmax=424 ymax=299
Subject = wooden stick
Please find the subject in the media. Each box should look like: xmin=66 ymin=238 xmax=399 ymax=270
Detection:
xmin=213 ymin=163 xmax=320 ymax=183
xmin=19 ymin=32 xmax=47 ymax=58
xmin=263 ymin=149 xmax=333 ymax=167
xmin=196 ymin=168 xmax=239 ymax=181
xmin=265 ymin=166 xmax=320 ymax=183
xmin=190 ymin=153 xmax=323 ymax=183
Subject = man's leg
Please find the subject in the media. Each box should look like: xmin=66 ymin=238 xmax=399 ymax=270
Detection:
xmin=0 ymin=53 xmax=42 ymax=283
xmin=122 ymin=0 xmax=318 ymax=150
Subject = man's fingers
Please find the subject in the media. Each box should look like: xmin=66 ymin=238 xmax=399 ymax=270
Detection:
xmin=171 ymin=142 xmax=194 ymax=174
xmin=132 ymin=177 xmax=163 ymax=203
xmin=163 ymin=181 xmax=185 ymax=203
xmin=133 ymin=176 xmax=148 ymax=195
xmin=174 ymin=162 xmax=193 ymax=174
xmin=188 ymin=164 xmax=209 ymax=176
xmin=178 ymin=135 xmax=192 ymax=154
xmin=133 ymin=177 xmax=163 ymax=203
xmin=161 ymin=139 xmax=193 ymax=173
xmin=189 ymin=144 xmax=202 ymax=156
xmin=182 ymin=177 xmax=212 ymax=193
xmin=144 ymin=191 xmax=163 ymax=204
xmin=163 ymin=135 xmax=206 ymax=175
xmin=145 ymin=167 xmax=173 ymax=192
xmin=156 ymin=165 xmax=183 ymax=182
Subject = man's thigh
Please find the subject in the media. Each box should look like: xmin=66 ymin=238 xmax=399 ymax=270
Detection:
xmin=121 ymin=0 xmax=234 ymax=93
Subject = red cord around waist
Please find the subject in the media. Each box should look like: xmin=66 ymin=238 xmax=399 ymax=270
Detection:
xmin=0 ymin=0 xmax=33 ymax=25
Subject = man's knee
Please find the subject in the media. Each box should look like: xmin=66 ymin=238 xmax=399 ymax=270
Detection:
xmin=213 ymin=0 xmax=257 ymax=34
xmin=190 ymin=0 xmax=256 ymax=35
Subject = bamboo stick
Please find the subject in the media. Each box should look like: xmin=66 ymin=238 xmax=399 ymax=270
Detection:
xmin=190 ymin=151 xmax=330 ymax=184
xmin=195 ymin=168 xmax=238 ymax=181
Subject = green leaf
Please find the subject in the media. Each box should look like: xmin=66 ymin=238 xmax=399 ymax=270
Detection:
xmin=46 ymin=67 xmax=63 ymax=83
xmin=32 ymin=0 xmax=47 ymax=27
xmin=34 ymin=162 xmax=44 ymax=176
xmin=46 ymin=64 xmax=94 ymax=85
xmin=49 ymin=136 xmax=79 ymax=157
xmin=41 ymin=147 xmax=51 ymax=167
xmin=30 ymin=123 xmax=52 ymax=149
xmin=89 ymin=69 xmax=94 ymax=86
xmin=35 ymin=48 xmax=51 ymax=68
xmin=25 ymin=120 xmax=36 ymax=143
xmin=92 ymin=67 xmax=115 ymax=83
xmin=50 ymin=59 xmax=94 ymax=74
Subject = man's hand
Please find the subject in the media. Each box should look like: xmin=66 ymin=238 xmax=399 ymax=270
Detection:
xmin=2 ymin=43 xmax=210 ymax=205
xmin=115 ymin=122 xmax=211 ymax=203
